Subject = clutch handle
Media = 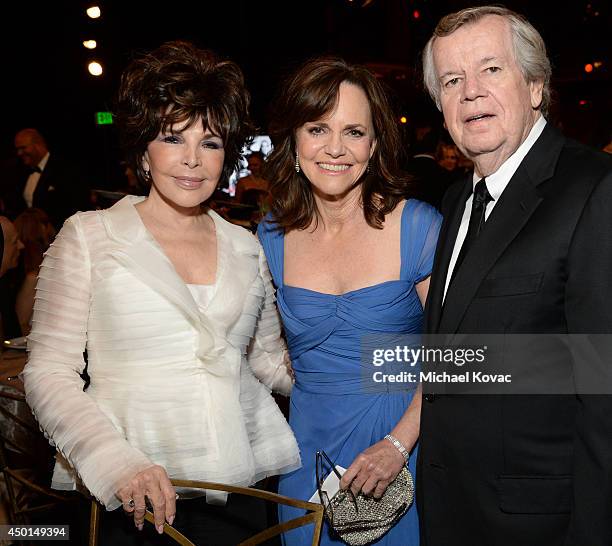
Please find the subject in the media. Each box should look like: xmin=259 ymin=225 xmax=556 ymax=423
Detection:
xmin=316 ymin=450 xmax=359 ymax=519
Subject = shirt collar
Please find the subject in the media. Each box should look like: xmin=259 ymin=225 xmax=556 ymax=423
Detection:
xmin=38 ymin=152 xmax=50 ymax=171
xmin=472 ymin=115 xmax=547 ymax=201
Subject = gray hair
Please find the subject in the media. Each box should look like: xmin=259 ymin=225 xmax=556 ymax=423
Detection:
xmin=422 ymin=6 xmax=552 ymax=115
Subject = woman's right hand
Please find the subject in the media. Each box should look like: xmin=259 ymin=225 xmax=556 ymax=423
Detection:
xmin=117 ymin=465 xmax=176 ymax=534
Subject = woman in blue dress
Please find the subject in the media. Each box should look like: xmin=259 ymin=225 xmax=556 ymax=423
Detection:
xmin=258 ymin=58 xmax=441 ymax=545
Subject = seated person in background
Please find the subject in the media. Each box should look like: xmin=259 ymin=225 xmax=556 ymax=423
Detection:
xmin=0 ymin=216 xmax=24 ymax=278
xmin=405 ymin=124 xmax=453 ymax=211
xmin=0 ymin=216 xmax=24 ymax=340
xmin=234 ymin=152 xmax=271 ymax=224
xmin=436 ymin=140 xmax=459 ymax=172
xmin=437 ymin=136 xmax=473 ymax=178
xmin=234 ymin=152 xmax=269 ymax=201
xmin=13 ymin=208 xmax=55 ymax=335
xmin=23 ymin=41 xmax=299 ymax=546
xmin=120 ymin=161 xmax=148 ymax=196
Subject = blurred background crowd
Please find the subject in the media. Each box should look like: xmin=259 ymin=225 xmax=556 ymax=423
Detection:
xmin=0 ymin=0 xmax=610 ymax=341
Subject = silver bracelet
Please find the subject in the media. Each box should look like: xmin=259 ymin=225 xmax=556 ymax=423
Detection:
xmin=384 ymin=434 xmax=410 ymax=464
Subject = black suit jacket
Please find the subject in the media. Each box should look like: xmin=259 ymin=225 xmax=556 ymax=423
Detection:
xmin=418 ymin=124 xmax=612 ymax=546
xmin=5 ymin=154 xmax=90 ymax=229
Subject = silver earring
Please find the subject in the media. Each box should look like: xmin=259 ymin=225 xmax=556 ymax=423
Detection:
xmin=144 ymin=169 xmax=151 ymax=180
xmin=366 ymin=160 xmax=371 ymax=174
xmin=295 ymin=153 xmax=300 ymax=173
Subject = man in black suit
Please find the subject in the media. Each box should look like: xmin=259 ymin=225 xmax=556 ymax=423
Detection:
xmin=417 ymin=6 xmax=612 ymax=546
xmin=10 ymin=128 xmax=90 ymax=229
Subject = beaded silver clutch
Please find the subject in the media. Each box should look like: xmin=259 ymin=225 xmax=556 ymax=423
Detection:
xmin=316 ymin=450 xmax=414 ymax=545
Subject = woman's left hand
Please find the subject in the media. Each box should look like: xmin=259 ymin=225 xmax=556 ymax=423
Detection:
xmin=340 ymin=439 xmax=406 ymax=499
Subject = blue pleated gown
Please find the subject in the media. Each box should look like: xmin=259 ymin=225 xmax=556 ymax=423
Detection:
xmin=258 ymin=200 xmax=441 ymax=545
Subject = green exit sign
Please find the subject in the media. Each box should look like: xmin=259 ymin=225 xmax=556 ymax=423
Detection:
xmin=95 ymin=111 xmax=113 ymax=125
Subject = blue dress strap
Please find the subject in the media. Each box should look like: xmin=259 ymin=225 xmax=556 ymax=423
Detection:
xmin=257 ymin=214 xmax=284 ymax=288
xmin=400 ymin=199 xmax=443 ymax=283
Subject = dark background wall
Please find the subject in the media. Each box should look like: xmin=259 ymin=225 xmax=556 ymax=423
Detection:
xmin=1 ymin=0 xmax=609 ymax=189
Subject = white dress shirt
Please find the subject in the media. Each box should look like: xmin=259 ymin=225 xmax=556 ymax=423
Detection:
xmin=23 ymin=152 xmax=50 ymax=208
xmin=443 ymin=116 xmax=547 ymax=300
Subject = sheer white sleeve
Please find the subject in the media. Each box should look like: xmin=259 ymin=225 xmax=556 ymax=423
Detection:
xmin=22 ymin=215 xmax=153 ymax=510
xmin=246 ymin=248 xmax=293 ymax=396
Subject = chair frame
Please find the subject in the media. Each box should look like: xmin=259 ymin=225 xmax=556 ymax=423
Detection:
xmin=0 ymin=388 xmax=79 ymax=542
xmin=89 ymin=478 xmax=324 ymax=545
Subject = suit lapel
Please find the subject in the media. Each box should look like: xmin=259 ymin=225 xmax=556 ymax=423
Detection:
xmin=203 ymin=209 xmax=260 ymax=329
xmin=100 ymin=196 xmax=262 ymax=334
xmin=439 ymin=171 xmax=542 ymax=332
xmin=437 ymin=123 xmax=565 ymax=334
xmin=101 ymin=195 xmax=201 ymax=326
xmin=32 ymin=162 xmax=51 ymax=206
xmin=425 ymin=177 xmax=471 ymax=333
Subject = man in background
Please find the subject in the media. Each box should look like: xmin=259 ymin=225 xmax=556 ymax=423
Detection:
xmin=7 ymin=128 xmax=90 ymax=229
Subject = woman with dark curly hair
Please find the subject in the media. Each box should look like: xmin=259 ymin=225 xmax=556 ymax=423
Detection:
xmin=258 ymin=57 xmax=441 ymax=545
xmin=23 ymin=41 xmax=299 ymax=545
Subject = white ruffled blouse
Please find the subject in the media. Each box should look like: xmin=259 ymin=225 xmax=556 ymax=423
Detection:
xmin=23 ymin=195 xmax=301 ymax=510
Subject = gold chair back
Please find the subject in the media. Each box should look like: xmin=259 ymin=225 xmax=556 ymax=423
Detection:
xmin=89 ymin=478 xmax=323 ymax=545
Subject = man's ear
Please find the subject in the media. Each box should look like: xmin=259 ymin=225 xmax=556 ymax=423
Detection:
xmin=530 ymin=80 xmax=544 ymax=110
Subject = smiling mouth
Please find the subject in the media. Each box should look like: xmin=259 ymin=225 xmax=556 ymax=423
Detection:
xmin=465 ymin=114 xmax=495 ymax=123
xmin=317 ymin=163 xmax=351 ymax=172
xmin=174 ymin=177 xmax=205 ymax=188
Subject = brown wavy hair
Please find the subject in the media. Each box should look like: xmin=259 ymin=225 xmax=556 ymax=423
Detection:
xmin=265 ymin=57 xmax=411 ymax=231
xmin=14 ymin=208 xmax=55 ymax=274
xmin=115 ymin=41 xmax=254 ymax=187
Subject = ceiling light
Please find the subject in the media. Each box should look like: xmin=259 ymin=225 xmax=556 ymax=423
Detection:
xmin=86 ymin=6 xmax=101 ymax=18
xmin=88 ymin=61 xmax=103 ymax=76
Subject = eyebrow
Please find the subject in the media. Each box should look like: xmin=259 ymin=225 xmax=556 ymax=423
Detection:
xmin=480 ymin=56 xmax=499 ymax=65
xmin=438 ymin=70 xmax=461 ymax=82
xmin=307 ymin=122 xmax=367 ymax=129
xmin=344 ymin=123 xmax=367 ymax=130
xmin=161 ymin=128 xmax=222 ymax=138
xmin=438 ymin=56 xmax=503 ymax=80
